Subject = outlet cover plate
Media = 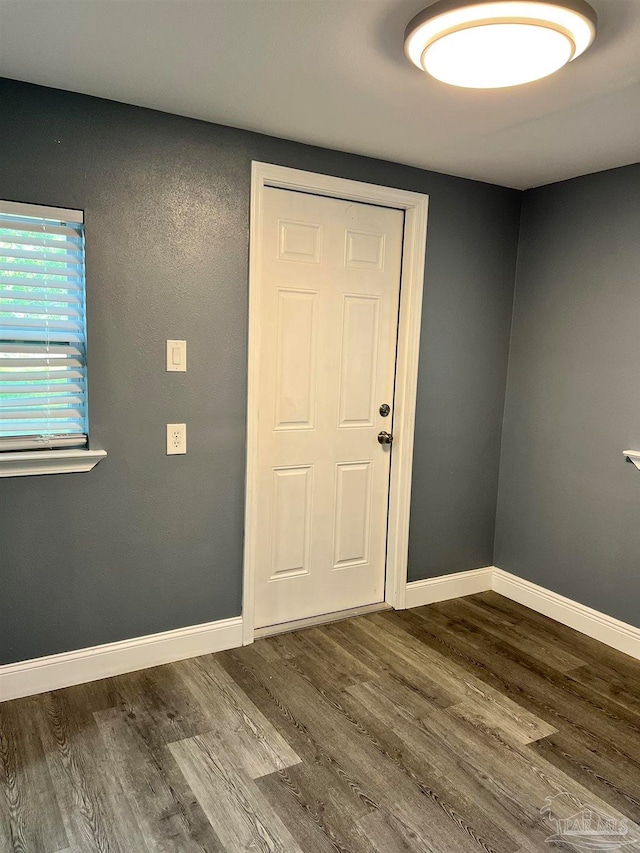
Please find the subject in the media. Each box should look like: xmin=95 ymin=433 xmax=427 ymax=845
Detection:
xmin=166 ymin=423 xmax=186 ymax=455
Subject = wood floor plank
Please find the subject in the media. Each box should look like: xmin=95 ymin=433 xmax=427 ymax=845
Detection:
xmin=394 ymin=604 xmax=640 ymax=766
xmin=93 ymin=706 xmax=224 ymax=851
xmin=181 ymin=655 xmax=301 ymax=776
xmin=256 ymin=763 xmax=379 ymax=853
xmin=170 ymin=732 xmax=303 ymax=852
xmin=356 ymin=810 xmax=440 ymax=853
xmin=35 ymin=688 xmax=149 ymax=853
xmin=325 ymin=615 xmax=465 ymax=707
xmin=110 ymin=653 xmax=301 ymax=781
xmin=422 ymin=704 xmax=640 ymax=844
xmin=0 ymin=696 xmax=68 ymax=853
xmin=529 ymin=728 xmax=640 ymax=823
xmin=450 ymin=596 xmax=587 ymax=673
xmin=354 ymin=613 xmax=557 ymax=744
xmin=395 ymin=605 xmax=640 ymax=822
xmin=218 ymin=651 xmax=388 ymax=853
xmin=444 ymin=604 xmax=640 ymax=745
xmin=110 ymin=664 xmax=212 ymax=748
xmin=447 ymin=690 xmax=557 ymax=746
xmin=57 ymin=678 xmax=119 ymax=716
xmin=0 ymin=790 xmax=11 ymax=853
xmin=344 ymin=680 xmax=541 ymax=853
xmin=360 ymin=670 xmax=446 ymax=722
xmin=269 ymin=625 xmax=379 ymax=685
xmin=228 ymin=643 xmax=501 ymax=853
xmin=565 ymin=664 xmax=640 ymax=719
xmin=262 ymin=625 xmax=550 ymax=850
xmin=254 ymin=766 xmax=353 ymax=853
xmin=473 ymin=592 xmax=640 ymax=681
xmin=251 ymin=633 xmax=302 ymax=663
xmin=321 ymin=619 xmax=457 ymax=710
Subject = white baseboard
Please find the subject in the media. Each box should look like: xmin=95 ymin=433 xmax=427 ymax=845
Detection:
xmin=405 ymin=566 xmax=640 ymax=662
xmin=0 ymin=616 xmax=243 ymax=703
xmin=405 ymin=566 xmax=494 ymax=608
xmin=5 ymin=563 xmax=640 ymax=703
xmin=492 ymin=568 xmax=640 ymax=661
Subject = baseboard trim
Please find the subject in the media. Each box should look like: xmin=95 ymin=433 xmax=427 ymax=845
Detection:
xmin=405 ymin=566 xmax=494 ymax=608
xmin=405 ymin=566 xmax=640 ymax=662
xmin=0 ymin=616 xmax=243 ymax=702
xmin=6 ymin=563 xmax=640 ymax=703
xmin=492 ymin=568 xmax=640 ymax=661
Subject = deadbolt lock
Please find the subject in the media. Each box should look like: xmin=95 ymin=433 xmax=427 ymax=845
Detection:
xmin=379 ymin=403 xmax=391 ymax=417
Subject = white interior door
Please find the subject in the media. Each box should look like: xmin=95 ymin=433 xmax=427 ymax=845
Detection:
xmin=253 ymin=186 xmax=404 ymax=629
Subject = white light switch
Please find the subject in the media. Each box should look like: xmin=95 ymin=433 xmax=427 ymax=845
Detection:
xmin=166 ymin=423 xmax=186 ymax=455
xmin=166 ymin=340 xmax=186 ymax=372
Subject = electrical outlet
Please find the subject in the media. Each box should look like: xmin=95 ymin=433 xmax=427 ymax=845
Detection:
xmin=166 ymin=423 xmax=186 ymax=455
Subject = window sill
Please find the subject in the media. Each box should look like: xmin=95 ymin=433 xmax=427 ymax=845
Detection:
xmin=0 ymin=449 xmax=107 ymax=478
xmin=623 ymin=450 xmax=640 ymax=471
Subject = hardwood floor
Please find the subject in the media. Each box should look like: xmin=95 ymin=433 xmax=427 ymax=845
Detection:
xmin=2 ymin=591 xmax=640 ymax=852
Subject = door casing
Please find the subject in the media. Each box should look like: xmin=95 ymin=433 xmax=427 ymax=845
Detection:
xmin=243 ymin=162 xmax=429 ymax=645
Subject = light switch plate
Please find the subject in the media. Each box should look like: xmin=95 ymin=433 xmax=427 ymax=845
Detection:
xmin=166 ymin=423 xmax=186 ymax=455
xmin=166 ymin=340 xmax=186 ymax=372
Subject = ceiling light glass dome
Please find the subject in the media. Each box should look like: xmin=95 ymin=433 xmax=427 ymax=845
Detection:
xmin=404 ymin=0 xmax=597 ymax=88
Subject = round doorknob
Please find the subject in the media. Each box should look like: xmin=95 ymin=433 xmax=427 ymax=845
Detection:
xmin=377 ymin=431 xmax=393 ymax=445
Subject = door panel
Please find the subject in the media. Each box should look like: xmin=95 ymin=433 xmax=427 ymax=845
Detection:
xmin=274 ymin=289 xmax=318 ymax=430
xmin=345 ymin=230 xmax=385 ymax=269
xmin=277 ymin=220 xmax=322 ymax=263
xmin=254 ymin=187 xmax=404 ymax=628
xmin=333 ymin=461 xmax=372 ymax=569
xmin=270 ymin=465 xmax=313 ymax=580
xmin=338 ymin=295 xmax=380 ymax=428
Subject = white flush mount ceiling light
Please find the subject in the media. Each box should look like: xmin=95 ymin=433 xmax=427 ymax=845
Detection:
xmin=404 ymin=0 xmax=597 ymax=88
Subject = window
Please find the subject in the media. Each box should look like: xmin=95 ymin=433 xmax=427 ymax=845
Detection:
xmin=0 ymin=201 xmax=106 ymax=475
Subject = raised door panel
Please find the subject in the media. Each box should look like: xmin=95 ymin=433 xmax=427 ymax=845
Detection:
xmin=274 ymin=289 xmax=318 ymax=430
xmin=270 ymin=466 xmax=313 ymax=581
xmin=338 ymin=295 xmax=380 ymax=428
xmin=345 ymin=230 xmax=385 ymax=270
xmin=333 ymin=461 xmax=373 ymax=569
xmin=278 ymin=220 xmax=322 ymax=264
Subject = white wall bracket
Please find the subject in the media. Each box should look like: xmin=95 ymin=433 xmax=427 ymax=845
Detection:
xmin=623 ymin=450 xmax=640 ymax=471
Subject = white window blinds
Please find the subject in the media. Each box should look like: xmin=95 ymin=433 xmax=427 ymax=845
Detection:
xmin=0 ymin=201 xmax=88 ymax=452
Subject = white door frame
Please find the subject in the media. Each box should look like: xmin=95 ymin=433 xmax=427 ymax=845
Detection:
xmin=243 ymin=161 xmax=429 ymax=645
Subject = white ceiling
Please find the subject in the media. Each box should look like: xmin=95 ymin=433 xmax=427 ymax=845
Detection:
xmin=0 ymin=0 xmax=639 ymax=189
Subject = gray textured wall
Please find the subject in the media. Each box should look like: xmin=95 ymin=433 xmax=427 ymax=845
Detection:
xmin=495 ymin=164 xmax=640 ymax=627
xmin=0 ymin=79 xmax=520 ymax=665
